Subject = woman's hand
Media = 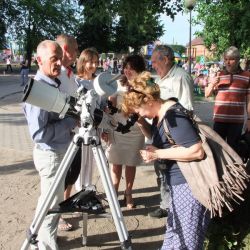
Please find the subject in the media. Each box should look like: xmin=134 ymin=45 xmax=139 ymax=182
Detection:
xmin=141 ymin=141 xmax=204 ymax=163
xmin=140 ymin=145 xmax=158 ymax=163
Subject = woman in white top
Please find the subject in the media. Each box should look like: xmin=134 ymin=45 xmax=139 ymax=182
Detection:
xmin=74 ymin=48 xmax=100 ymax=191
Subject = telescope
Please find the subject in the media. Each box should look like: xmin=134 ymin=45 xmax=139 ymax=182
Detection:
xmin=22 ymin=72 xmax=138 ymax=133
xmin=21 ymin=72 xmax=134 ymax=250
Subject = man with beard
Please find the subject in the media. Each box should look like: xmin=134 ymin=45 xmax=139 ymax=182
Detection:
xmin=205 ymin=46 xmax=250 ymax=150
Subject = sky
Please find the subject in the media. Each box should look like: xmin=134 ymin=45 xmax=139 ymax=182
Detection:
xmin=159 ymin=11 xmax=203 ymax=46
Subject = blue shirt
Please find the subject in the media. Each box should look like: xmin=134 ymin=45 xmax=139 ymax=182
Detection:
xmin=152 ymin=103 xmax=200 ymax=185
xmin=23 ymin=70 xmax=78 ymax=151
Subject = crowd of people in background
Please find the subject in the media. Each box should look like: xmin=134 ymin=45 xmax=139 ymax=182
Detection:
xmin=2 ymin=49 xmax=249 ymax=98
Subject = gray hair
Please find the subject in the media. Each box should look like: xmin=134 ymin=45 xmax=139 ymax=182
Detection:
xmin=152 ymin=45 xmax=174 ymax=62
xmin=224 ymin=46 xmax=240 ymax=60
xmin=36 ymin=40 xmax=61 ymax=56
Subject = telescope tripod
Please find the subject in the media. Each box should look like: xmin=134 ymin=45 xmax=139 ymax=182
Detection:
xmin=21 ymin=128 xmax=132 ymax=250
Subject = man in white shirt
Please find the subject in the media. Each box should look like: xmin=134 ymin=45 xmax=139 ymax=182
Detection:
xmin=149 ymin=45 xmax=194 ymax=218
xmin=57 ymin=34 xmax=79 ymax=97
xmin=56 ymin=34 xmax=80 ymax=231
xmin=152 ymin=45 xmax=194 ymax=110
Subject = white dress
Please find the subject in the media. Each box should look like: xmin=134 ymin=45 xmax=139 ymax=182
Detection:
xmin=106 ymin=86 xmax=145 ymax=166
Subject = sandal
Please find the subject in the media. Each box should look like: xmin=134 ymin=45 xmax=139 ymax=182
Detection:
xmin=58 ymin=217 xmax=73 ymax=231
xmin=124 ymin=191 xmax=136 ymax=210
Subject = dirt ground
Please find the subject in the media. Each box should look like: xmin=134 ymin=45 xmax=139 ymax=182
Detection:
xmin=0 ymin=75 xmax=215 ymax=250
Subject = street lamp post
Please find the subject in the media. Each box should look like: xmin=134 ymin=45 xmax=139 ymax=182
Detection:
xmin=184 ymin=0 xmax=196 ymax=75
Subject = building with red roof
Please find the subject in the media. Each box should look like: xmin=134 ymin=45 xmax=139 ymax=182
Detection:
xmin=186 ymin=37 xmax=214 ymax=60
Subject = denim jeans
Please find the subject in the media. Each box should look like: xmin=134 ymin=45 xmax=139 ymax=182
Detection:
xmin=21 ymin=68 xmax=29 ymax=85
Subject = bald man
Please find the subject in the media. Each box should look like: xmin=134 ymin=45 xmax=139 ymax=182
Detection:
xmin=23 ymin=40 xmax=78 ymax=249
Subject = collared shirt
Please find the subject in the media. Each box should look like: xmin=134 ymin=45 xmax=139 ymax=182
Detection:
xmin=213 ymin=70 xmax=250 ymax=123
xmin=23 ymin=70 xmax=77 ymax=151
xmin=58 ymin=66 xmax=78 ymax=98
xmin=156 ymin=64 xmax=194 ymax=111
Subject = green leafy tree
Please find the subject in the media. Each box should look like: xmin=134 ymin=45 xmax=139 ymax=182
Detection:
xmin=194 ymin=0 xmax=250 ymax=59
xmin=169 ymin=44 xmax=186 ymax=56
xmin=77 ymin=0 xmax=183 ymax=54
xmin=113 ymin=0 xmax=164 ymax=53
xmin=0 ymin=20 xmax=6 ymax=50
xmin=77 ymin=0 xmax=113 ymax=53
xmin=0 ymin=1 xmax=7 ymax=49
xmin=2 ymin=0 xmax=80 ymax=65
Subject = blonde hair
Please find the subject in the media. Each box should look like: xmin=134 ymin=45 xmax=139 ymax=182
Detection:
xmin=77 ymin=48 xmax=99 ymax=78
xmin=122 ymin=71 xmax=161 ymax=115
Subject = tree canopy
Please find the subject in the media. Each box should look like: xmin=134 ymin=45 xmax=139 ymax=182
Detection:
xmin=194 ymin=0 xmax=250 ymax=59
xmin=1 ymin=0 xmax=185 ymax=59
xmin=2 ymin=0 xmax=80 ymax=64
xmin=0 ymin=1 xmax=7 ymax=49
xmin=77 ymin=0 xmax=183 ymax=54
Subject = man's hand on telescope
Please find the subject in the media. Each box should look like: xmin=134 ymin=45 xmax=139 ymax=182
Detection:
xmin=101 ymin=131 xmax=109 ymax=143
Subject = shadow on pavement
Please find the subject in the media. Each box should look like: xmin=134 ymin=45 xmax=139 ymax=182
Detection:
xmin=0 ymin=160 xmax=36 ymax=175
xmin=0 ymin=113 xmax=27 ymax=126
xmin=58 ymin=225 xmax=164 ymax=250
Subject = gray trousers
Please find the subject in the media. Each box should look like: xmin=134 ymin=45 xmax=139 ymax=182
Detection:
xmin=33 ymin=147 xmax=66 ymax=250
xmin=154 ymin=162 xmax=170 ymax=210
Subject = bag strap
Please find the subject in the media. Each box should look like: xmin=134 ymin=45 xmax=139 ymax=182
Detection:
xmin=163 ymin=120 xmax=176 ymax=145
xmin=163 ymin=104 xmax=198 ymax=145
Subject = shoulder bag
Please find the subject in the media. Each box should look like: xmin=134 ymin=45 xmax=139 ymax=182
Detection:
xmin=163 ymin=105 xmax=250 ymax=217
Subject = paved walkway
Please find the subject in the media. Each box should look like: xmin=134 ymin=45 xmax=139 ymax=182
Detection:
xmin=0 ymin=74 xmax=214 ymax=250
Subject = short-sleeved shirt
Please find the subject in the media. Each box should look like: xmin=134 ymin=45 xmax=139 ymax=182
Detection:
xmin=152 ymin=103 xmax=200 ymax=186
xmin=156 ymin=64 xmax=194 ymax=111
xmin=213 ymin=70 xmax=250 ymax=123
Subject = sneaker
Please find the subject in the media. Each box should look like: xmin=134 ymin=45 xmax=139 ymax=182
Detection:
xmin=148 ymin=208 xmax=168 ymax=218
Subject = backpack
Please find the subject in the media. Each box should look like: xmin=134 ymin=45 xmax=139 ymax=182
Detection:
xmin=163 ymin=104 xmax=250 ymax=217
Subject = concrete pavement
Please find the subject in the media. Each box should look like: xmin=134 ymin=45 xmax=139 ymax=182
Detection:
xmin=0 ymin=74 xmax=34 ymax=154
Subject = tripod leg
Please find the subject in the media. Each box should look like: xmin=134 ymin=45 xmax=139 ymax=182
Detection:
xmin=21 ymin=141 xmax=80 ymax=250
xmin=82 ymin=213 xmax=88 ymax=246
xmin=92 ymin=145 xmax=132 ymax=250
